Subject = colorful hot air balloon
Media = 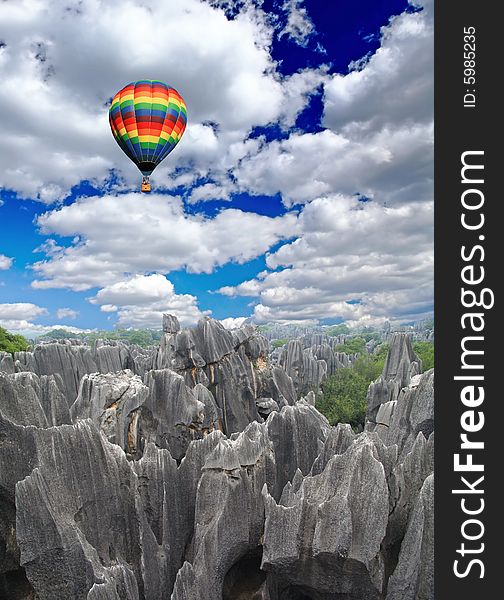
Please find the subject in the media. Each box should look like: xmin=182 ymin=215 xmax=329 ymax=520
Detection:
xmin=109 ymin=80 xmax=187 ymax=192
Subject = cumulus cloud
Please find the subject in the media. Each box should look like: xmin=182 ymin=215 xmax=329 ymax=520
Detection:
xmin=278 ymin=0 xmax=315 ymax=46
xmin=0 ymin=0 xmax=322 ymax=202
xmin=0 ymin=302 xmax=48 ymax=321
xmin=323 ymin=0 xmax=433 ymax=132
xmin=56 ymin=307 xmax=79 ymax=320
xmin=32 ymin=193 xmax=298 ymax=290
xmin=89 ymin=273 xmax=208 ymax=327
xmin=2 ymin=0 xmax=434 ymax=329
xmin=219 ymin=195 xmax=433 ymax=324
xmin=218 ymin=0 xmax=434 ymax=324
xmin=0 ymin=302 xmax=91 ymax=336
xmin=235 ymin=124 xmax=433 ymax=206
xmin=220 ymin=316 xmax=249 ymax=329
xmin=233 ymin=0 xmax=433 ymax=207
xmin=0 ymin=255 xmax=13 ymax=270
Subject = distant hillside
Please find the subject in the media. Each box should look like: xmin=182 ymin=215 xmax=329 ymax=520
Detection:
xmin=37 ymin=328 xmax=163 ymax=348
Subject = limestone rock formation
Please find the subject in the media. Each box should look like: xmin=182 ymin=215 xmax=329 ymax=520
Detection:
xmin=70 ymin=369 xmax=148 ymax=455
xmin=0 ymin=371 xmax=70 ymax=428
xmin=12 ymin=340 xmax=154 ymax=407
xmin=366 ymin=333 xmax=422 ymax=428
xmin=0 ymin=352 xmax=15 ymax=375
xmin=276 ymin=335 xmax=355 ymax=395
xmin=0 ymin=318 xmax=433 ymax=600
xmin=155 ymin=316 xmax=295 ymax=435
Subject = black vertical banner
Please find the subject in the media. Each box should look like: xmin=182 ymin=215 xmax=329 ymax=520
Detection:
xmin=435 ymin=1 xmax=498 ymax=597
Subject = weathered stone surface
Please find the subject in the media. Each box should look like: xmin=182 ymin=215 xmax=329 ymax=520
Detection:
xmin=15 ymin=422 xmax=142 ymax=600
xmin=163 ymin=313 xmax=181 ymax=334
xmin=0 ymin=413 xmax=39 ymax=579
xmin=172 ymin=422 xmax=274 ymax=600
xmin=366 ymin=333 xmax=421 ymax=427
xmin=386 ymin=432 xmax=434 ymax=554
xmin=155 ymin=317 xmax=294 ymax=436
xmin=192 ymin=382 xmax=222 ymax=433
xmin=266 ymin=403 xmax=330 ymax=500
xmin=132 ymin=432 xmax=223 ymax=599
xmin=141 ymin=369 xmax=205 ymax=461
xmin=386 ymin=474 xmax=434 ymax=600
xmin=11 ymin=340 xmax=154 ymax=409
xmin=0 ymin=371 xmax=70 ymax=428
xmin=262 ymin=436 xmax=389 ymax=600
xmin=256 ymin=397 xmax=279 ymax=419
xmin=17 ymin=342 xmax=98 ymax=406
xmin=70 ymin=370 xmax=148 ymax=455
xmin=277 ymin=340 xmax=329 ymax=395
xmin=384 ymin=370 xmax=434 ymax=460
xmin=0 ymin=352 xmax=15 ymax=374
xmin=87 ymin=565 xmax=140 ymax=600
xmin=311 ymin=423 xmax=355 ymax=475
xmin=0 ymin=321 xmax=434 ymax=600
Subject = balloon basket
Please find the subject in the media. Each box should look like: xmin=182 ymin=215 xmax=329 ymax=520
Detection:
xmin=141 ymin=176 xmax=151 ymax=193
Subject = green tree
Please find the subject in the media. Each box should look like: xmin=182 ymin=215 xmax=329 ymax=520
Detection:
xmin=353 ymin=353 xmax=384 ymax=381
xmin=412 ymin=341 xmax=434 ymax=371
xmin=326 ymin=323 xmax=350 ymax=336
xmin=37 ymin=328 xmax=80 ymax=340
xmin=271 ymin=338 xmax=288 ymax=349
xmin=0 ymin=326 xmax=30 ymax=354
xmin=334 ymin=336 xmax=366 ymax=355
xmin=316 ymin=368 xmax=370 ymax=430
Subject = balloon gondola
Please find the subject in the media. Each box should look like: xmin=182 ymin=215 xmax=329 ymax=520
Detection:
xmin=109 ymin=80 xmax=187 ymax=193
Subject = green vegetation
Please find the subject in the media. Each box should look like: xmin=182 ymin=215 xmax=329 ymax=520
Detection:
xmin=316 ymin=369 xmax=370 ymax=430
xmin=37 ymin=328 xmax=80 ymax=340
xmin=317 ymin=338 xmax=435 ymax=430
xmin=86 ymin=329 xmax=163 ymax=347
xmin=413 ymin=341 xmax=434 ymax=371
xmin=334 ymin=336 xmax=366 ymax=355
xmin=271 ymin=338 xmax=289 ymax=349
xmin=257 ymin=325 xmax=272 ymax=333
xmin=353 ymin=345 xmax=387 ymax=381
xmin=360 ymin=329 xmax=381 ymax=343
xmin=37 ymin=328 xmax=163 ymax=348
xmin=316 ymin=341 xmax=389 ymax=430
xmin=0 ymin=326 xmax=30 ymax=354
xmin=326 ymin=323 xmax=350 ymax=336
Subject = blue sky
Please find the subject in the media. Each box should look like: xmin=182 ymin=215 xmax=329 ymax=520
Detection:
xmin=0 ymin=0 xmax=433 ymax=336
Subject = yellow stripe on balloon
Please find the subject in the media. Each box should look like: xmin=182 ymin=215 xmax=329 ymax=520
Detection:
xmin=138 ymin=135 xmax=162 ymax=143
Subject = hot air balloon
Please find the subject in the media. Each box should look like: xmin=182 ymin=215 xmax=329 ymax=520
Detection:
xmin=109 ymin=80 xmax=187 ymax=192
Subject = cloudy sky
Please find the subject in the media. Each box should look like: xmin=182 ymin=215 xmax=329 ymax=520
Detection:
xmin=0 ymin=0 xmax=433 ymax=335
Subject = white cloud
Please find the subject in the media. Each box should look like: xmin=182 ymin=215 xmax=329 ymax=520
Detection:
xmin=0 ymin=0 xmax=322 ymax=202
xmin=218 ymin=195 xmax=433 ymax=324
xmin=278 ymin=66 xmax=328 ymax=128
xmin=217 ymin=0 xmax=434 ymax=324
xmin=323 ymin=1 xmax=433 ymax=132
xmin=32 ymin=193 xmax=298 ymax=290
xmin=2 ymin=0 xmax=434 ymax=330
xmin=235 ymin=124 xmax=432 ymax=206
xmin=0 ymin=302 xmax=83 ymax=336
xmin=100 ymin=304 xmax=118 ymax=313
xmin=188 ymin=182 xmax=233 ymax=204
xmin=233 ymin=0 xmax=433 ymax=207
xmin=220 ymin=316 xmax=248 ymax=329
xmin=0 ymin=302 xmax=48 ymax=322
xmin=0 ymin=255 xmax=13 ymax=270
xmin=56 ymin=307 xmax=79 ymax=320
xmin=279 ymin=0 xmax=315 ymax=46
xmin=89 ymin=274 xmax=208 ymax=328
xmin=1 ymin=321 xmax=93 ymax=338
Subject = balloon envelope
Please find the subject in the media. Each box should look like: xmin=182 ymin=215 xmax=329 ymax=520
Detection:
xmin=109 ymin=80 xmax=187 ymax=176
